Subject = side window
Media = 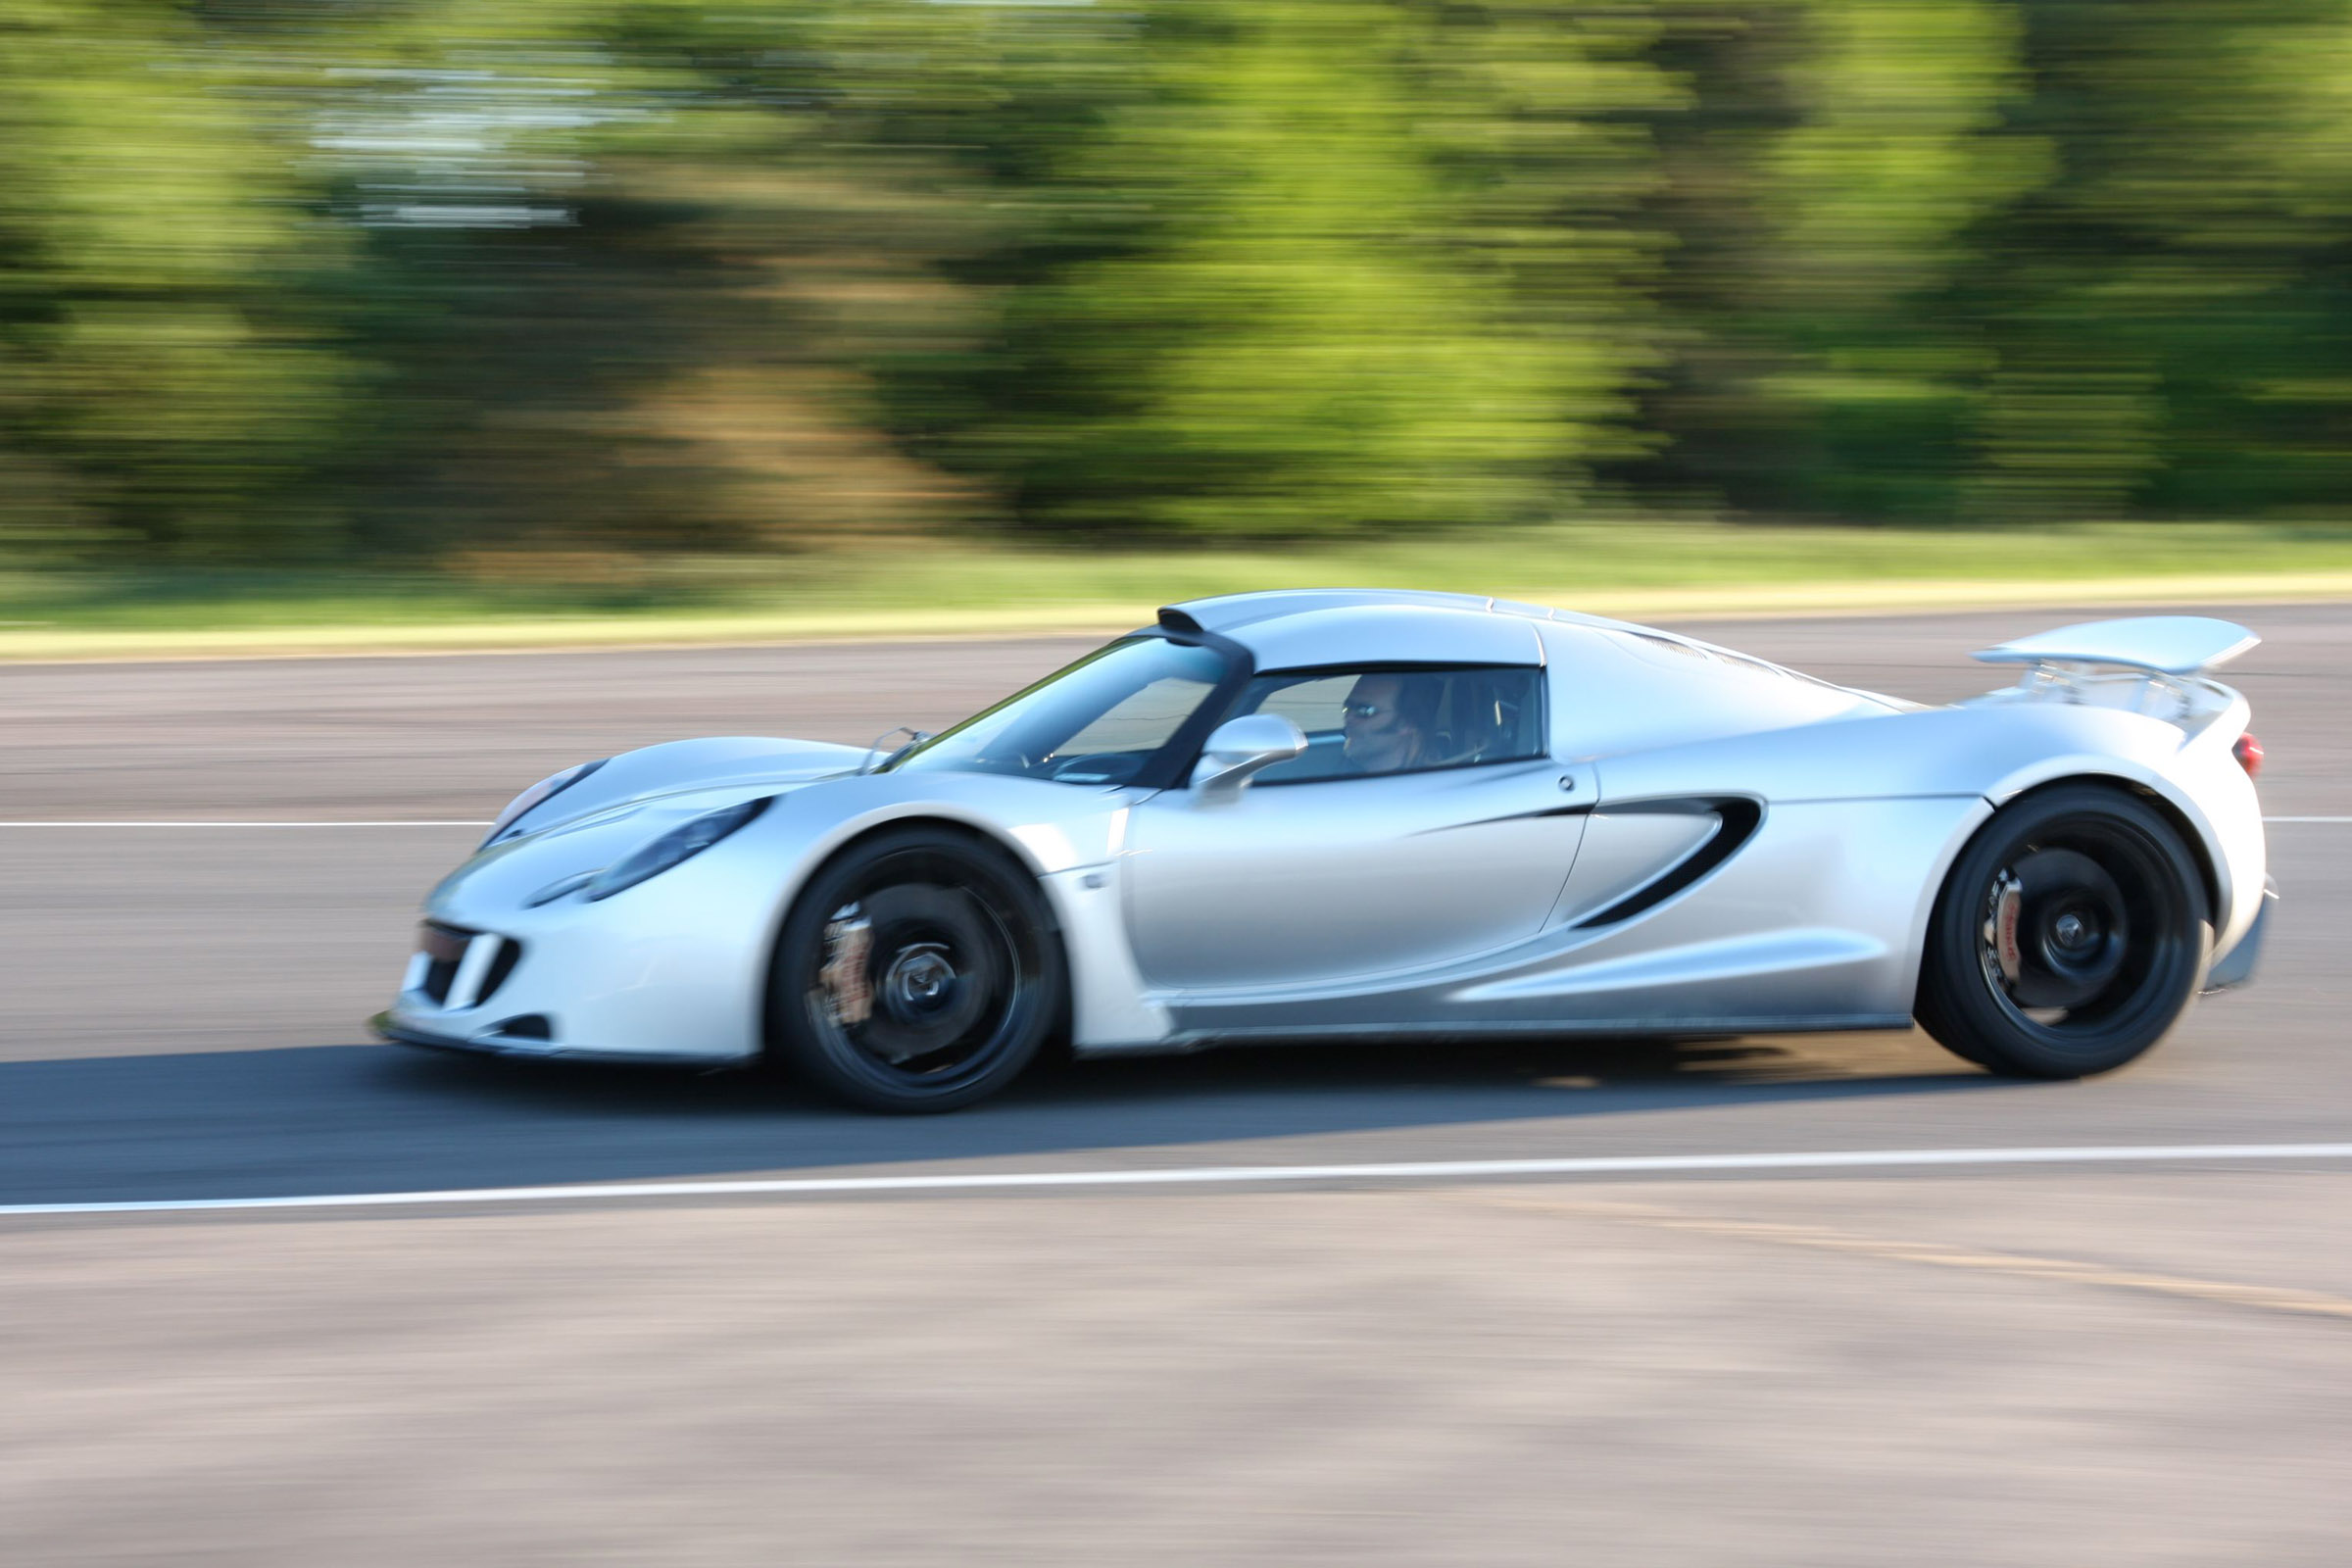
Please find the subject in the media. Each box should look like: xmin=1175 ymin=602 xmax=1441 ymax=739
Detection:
xmin=1237 ymin=665 xmax=1545 ymax=784
xmin=1252 ymin=674 xmax=1356 ymax=736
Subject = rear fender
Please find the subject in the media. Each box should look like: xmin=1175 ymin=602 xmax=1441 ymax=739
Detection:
xmin=1591 ymin=702 xmax=2259 ymax=964
xmin=1979 ymin=758 xmax=2260 ymax=957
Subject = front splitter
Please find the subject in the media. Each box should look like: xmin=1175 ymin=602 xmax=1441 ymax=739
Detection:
xmin=369 ymin=1011 xmax=747 ymax=1069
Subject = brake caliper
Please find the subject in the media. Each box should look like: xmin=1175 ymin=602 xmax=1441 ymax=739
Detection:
xmin=1984 ymin=869 xmax=2026 ymax=989
xmin=818 ymin=904 xmax=874 ymax=1027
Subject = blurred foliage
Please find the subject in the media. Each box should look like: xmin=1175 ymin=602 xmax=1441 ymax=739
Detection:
xmin=4 ymin=0 xmax=2352 ymax=569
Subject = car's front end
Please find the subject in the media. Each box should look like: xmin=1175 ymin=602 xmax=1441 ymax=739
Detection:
xmin=374 ymin=737 xmax=868 ymax=1066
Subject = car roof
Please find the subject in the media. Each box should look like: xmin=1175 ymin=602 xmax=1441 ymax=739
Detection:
xmin=1162 ymin=587 xmax=1638 ymax=635
xmin=1153 ymin=588 xmax=1642 ymax=671
xmin=1151 ymin=587 xmax=1899 ymax=745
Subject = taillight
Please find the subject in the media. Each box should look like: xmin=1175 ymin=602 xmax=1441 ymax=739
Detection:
xmin=2232 ymin=732 xmax=2264 ymax=779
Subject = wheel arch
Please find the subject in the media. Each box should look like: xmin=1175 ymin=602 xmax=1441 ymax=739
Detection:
xmin=756 ymin=810 xmax=1073 ymax=1059
xmin=1981 ymin=761 xmax=2226 ymax=926
xmin=1910 ymin=769 xmax=2222 ymax=1011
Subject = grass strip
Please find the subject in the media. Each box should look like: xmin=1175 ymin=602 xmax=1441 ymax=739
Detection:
xmin=7 ymin=522 xmax=2351 ymax=661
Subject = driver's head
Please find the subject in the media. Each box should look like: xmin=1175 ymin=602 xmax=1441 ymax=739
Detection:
xmin=1342 ymin=673 xmax=1436 ymax=773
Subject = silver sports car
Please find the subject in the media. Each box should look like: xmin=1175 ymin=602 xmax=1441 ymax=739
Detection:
xmin=374 ymin=590 xmax=2274 ymax=1111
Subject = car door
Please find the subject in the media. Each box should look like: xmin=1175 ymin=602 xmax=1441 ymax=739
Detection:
xmin=1119 ymin=665 xmax=1593 ymax=993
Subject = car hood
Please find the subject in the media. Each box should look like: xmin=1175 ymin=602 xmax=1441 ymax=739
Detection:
xmin=501 ymin=735 xmax=869 ymax=843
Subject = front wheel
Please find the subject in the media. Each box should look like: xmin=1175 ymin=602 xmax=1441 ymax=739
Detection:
xmin=767 ymin=827 xmax=1062 ymax=1112
xmin=1916 ymin=785 xmax=2210 ymax=1079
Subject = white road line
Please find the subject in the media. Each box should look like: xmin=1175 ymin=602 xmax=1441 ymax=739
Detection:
xmin=0 ymin=820 xmax=492 ymax=828
xmin=6 ymin=1143 xmax=2351 ymax=1219
xmin=2266 ymin=815 xmax=2352 ymax=823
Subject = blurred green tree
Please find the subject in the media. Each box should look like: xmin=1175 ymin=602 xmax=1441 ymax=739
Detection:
xmin=1626 ymin=0 xmax=2044 ymax=521
xmin=1963 ymin=0 xmax=2352 ymax=521
xmin=1629 ymin=0 xmax=2352 ymax=524
xmin=0 ymin=0 xmax=355 ymax=558
xmin=303 ymin=0 xmax=985 ymax=565
xmin=6 ymin=0 xmax=2352 ymax=569
xmin=856 ymin=0 xmax=1672 ymax=537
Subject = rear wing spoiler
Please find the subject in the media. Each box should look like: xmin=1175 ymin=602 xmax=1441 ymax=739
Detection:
xmin=1971 ymin=616 xmax=2258 ymax=677
xmin=1970 ymin=615 xmax=2257 ymax=727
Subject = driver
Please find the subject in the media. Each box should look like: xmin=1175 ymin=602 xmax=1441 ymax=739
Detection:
xmin=1341 ymin=672 xmax=1440 ymax=775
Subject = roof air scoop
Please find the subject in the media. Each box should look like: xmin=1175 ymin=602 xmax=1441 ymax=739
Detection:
xmin=1157 ymin=607 xmax=1205 ymax=635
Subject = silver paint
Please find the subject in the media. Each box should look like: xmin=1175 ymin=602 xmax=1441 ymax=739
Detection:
xmin=378 ymin=591 xmax=2269 ymax=1068
xmin=1972 ymin=615 xmax=2261 ymax=675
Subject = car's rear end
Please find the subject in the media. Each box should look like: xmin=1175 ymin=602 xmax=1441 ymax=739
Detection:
xmin=1965 ymin=615 xmax=2271 ymax=980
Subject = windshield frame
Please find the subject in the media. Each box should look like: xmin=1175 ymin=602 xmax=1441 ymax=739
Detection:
xmin=879 ymin=629 xmax=1251 ymax=791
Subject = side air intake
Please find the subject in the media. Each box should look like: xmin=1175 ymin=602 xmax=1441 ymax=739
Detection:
xmin=1572 ymin=799 xmax=1764 ymax=929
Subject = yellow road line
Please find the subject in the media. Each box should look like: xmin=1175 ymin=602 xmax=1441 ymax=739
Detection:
xmin=1472 ymin=1194 xmax=2352 ymax=1323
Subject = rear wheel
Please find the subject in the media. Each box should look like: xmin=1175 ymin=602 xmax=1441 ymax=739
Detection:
xmin=767 ymin=827 xmax=1061 ymax=1112
xmin=1916 ymin=785 xmax=2209 ymax=1079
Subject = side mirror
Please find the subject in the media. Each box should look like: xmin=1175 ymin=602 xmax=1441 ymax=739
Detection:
xmin=1190 ymin=713 xmax=1306 ymax=795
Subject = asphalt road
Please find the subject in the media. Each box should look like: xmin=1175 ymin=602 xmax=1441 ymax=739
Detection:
xmin=5 ymin=602 xmax=2349 ymax=1564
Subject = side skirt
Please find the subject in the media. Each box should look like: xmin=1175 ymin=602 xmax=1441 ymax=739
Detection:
xmin=1073 ymin=1012 xmax=1915 ymax=1059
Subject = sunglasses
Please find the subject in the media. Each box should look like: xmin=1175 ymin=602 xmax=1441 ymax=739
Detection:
xmin=1343 ymin=701 xmax=1391 ymax=719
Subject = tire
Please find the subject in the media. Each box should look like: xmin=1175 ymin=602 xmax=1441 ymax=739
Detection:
xmin=1916 ymin=784 xmax=2210 ymax=1079
xmin=766 ymin=826 xmax=1062 ymax=1112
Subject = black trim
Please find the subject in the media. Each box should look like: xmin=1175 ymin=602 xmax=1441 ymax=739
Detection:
xmin=489 ymin=757 xmax=609 ymax=847
xmin=1571 ymin=798 xmax=1765 ymax=928
xmin=477 ymin=938 xmax=524 ymax=1005
xmin=1247 ymin=658 xmax=1544 ymax=677
xmin=1147 ymin=628 xmax=1259 ymax=791
xmin=1412 ymin=802 xmax=1594 ymax=833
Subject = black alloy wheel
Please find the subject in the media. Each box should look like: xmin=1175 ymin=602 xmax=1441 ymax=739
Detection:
xmin=767 ymin=826 xmax=1062 ymax=1112
xmin=1916 ymin=783 xmax=2210 ymax=1078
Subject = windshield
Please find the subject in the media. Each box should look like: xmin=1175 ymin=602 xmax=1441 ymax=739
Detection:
xmin=883 ymin=636 xmax=1233 ymax=786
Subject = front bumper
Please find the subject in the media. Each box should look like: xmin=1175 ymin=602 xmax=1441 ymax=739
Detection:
xmin=2203 ymin=876 xmax=2278 ymax=994
xmin=377 ymin=814 xmax=793 ymax=1066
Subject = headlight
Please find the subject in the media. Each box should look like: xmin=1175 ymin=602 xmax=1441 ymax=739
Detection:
xmin=585 ymin=797 xmax=772 ymax=901
xmin=483 ymin=759 xmax=609 ymax=848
